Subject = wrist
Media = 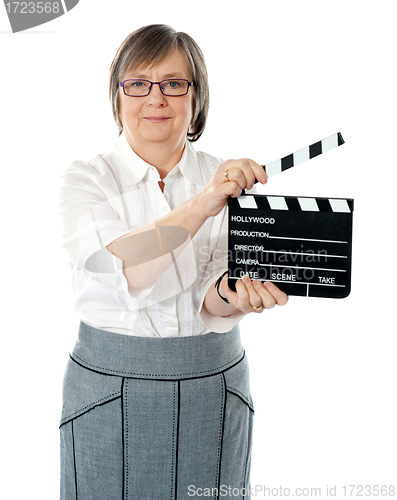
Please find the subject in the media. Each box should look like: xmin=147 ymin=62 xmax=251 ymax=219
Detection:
xmin=215 ymin=271 xmax=230 ymax=304
xmin=190 ymin=193 xmax=210 ymax=224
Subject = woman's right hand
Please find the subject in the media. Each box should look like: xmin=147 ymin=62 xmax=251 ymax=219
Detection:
xmin=196 ymin=158 xmax=268 ymax=218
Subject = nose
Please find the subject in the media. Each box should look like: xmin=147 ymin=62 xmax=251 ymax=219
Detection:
xmin=146 ymin=83 xmax=167 ymax=107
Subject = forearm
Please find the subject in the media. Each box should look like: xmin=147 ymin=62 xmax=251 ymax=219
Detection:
xmin=107 ymin=194 xmax=208 ymax=290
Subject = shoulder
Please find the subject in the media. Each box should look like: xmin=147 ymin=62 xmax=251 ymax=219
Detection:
xmin=60 ymin=153 xmax=108 ymax=180
xmin=197 ymin=149 xmax=225 ymax=171
xmin=59 ymin=153 xmax=119 ymax=194
xmin=189 ymin=143 xmax=225 ymax=185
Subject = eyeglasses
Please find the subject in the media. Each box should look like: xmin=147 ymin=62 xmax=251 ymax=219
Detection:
xmin=119 ymin=78 xmax=194 ymax=97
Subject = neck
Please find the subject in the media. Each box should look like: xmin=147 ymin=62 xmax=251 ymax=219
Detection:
xmin=125 ymin=135 xmax=186 ymax=180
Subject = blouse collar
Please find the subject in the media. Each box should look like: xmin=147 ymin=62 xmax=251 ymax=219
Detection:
xmin=112 ymin=132 xmax=204 ymax=188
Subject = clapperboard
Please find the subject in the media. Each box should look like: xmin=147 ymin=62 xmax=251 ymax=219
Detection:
xmin=227 ymin=133 xmax=354 ymax=298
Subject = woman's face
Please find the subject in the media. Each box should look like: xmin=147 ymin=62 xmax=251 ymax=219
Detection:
xmin=118 ymin=49 xmax=194 ymax=156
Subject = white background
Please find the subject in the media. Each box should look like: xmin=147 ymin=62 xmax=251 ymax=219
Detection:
xmin=1 ymin=0 xmax=396 ymax=497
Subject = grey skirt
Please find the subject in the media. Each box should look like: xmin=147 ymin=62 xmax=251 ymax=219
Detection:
xmin=60 ymin=322 xmax=254 ymax=500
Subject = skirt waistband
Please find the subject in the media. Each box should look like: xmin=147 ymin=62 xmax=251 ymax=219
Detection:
xmin=70 ymin=322 xmax=244 ymax=380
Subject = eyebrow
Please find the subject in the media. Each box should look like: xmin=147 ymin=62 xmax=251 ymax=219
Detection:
xmin=129 ymin=72 xmax=186 ymax=80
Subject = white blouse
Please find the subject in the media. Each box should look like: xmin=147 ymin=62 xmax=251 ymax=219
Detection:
xmin=58 ymin=133 xmax=243 ymax=337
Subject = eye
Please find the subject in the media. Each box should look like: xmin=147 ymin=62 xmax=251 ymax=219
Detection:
xmin=130 ymin=80 xmax=147 ymax=88
xmin=165 ymin=80 xmax=182 ymax=89
xmin=123 ymin=80 xmax=151 ymax=95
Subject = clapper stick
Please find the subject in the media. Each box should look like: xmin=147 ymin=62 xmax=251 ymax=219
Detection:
xmin=255 ymin=132 xmax=345 ymax=182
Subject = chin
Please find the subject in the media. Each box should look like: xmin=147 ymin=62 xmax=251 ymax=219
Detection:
xmin=139 ymin=125 xmax=171 ymax=141
xmin=140 ymin=126 xmax=176 ymax=142
xmin=143 ymin=133 xmax=173 ymax=144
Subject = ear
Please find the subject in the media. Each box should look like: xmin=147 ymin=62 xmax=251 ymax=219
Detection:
xmin=116 ymin=89 xmax=124 ymax=133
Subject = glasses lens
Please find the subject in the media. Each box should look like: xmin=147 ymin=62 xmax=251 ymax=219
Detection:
xmin=123 ymin=80 xmax=151 ymax=96
xmin=161 ymin=79 xmax=189 ymax=96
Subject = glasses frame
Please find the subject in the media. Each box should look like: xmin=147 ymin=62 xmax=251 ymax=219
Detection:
xmin=119 ymin=78 xmax=194 ymax=97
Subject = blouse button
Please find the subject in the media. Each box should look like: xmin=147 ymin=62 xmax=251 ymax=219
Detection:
xmin=166 ymin=320 xmax=175 ymax=328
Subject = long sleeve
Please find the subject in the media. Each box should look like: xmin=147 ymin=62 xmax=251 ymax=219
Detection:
xmin=197 ymin=207 xmax=245 ymax=333
xmin=59 ymin=159 xmax=133 ymax=291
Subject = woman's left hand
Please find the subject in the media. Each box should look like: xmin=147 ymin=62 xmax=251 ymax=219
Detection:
xmin=221 ymin=275 xmax=288 ymax=314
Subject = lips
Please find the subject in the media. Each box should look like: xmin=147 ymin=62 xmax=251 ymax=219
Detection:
xmin=144 ymin=116 xmax=170 ymax=123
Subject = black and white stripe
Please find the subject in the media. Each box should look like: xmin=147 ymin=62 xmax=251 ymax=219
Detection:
xmin=263 ymin=132 xmax=345 ymax=178
xmin=237 ymin=194 xmax=354 ymax=213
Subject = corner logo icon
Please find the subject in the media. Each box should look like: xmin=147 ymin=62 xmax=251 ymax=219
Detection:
xmin=3 ymin=0 xmax=79 ymax=33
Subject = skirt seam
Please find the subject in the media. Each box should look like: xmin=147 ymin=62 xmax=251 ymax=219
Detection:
xmin=69 ymin=351 xmax=245 ymax=381
xmin=216 ymin=373 xmax=226 ymax=499
xmin=59 ymin=393 xmax=122 ymax=428
xmin=225 ymin=387 xmax=254 ymax=412
xmin=71 ymin=420 xmax=78 ymax=500
xmin=124 ymin=379 xmax=129 ymax=499
xmin=121 ymin=378 xmax=125 ymax=500
xmin=172 ymin=381 xmax=180 ymax=500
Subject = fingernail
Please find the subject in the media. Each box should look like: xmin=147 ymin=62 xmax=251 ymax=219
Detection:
xmin=242 ymin=275 xmax=250 ymax=283
xmin=253 ymin=279 xmax=261 ymax=286
xmin=264 ymin=281 xmax=271 ymax=288
xmin=260 ymin=175 xmax=268 ymax=184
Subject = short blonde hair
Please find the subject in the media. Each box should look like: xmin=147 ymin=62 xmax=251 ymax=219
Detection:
xmin=109 ymin=24 xmax=209 ymax=142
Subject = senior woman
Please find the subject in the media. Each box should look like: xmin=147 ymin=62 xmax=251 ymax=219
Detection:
xmin=59 ymin=24 xmax=287 ymax=500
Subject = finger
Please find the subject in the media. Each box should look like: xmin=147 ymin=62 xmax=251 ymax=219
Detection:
xmin=241 ymin=275 xmax=264 ymax=311
xmin=252 ymin=280 xmax=277 ymax=309
xmin=229 ymin=159 xmax=266 ymax=189
xmin=246 ymin=159 xmax=267 ymax=185
xmin=225 ymin=160 xmax=256 ymax=190
xmin=224 ymin=277 xmax=264 ymax=311
xmin=235 ymin=279 xmax=255 ymax=314
xmin=254 ymin=280 xmax=288 ymax=306
xmin=221 ymin=179 xmax=243 ymax=199
xmin=223 ymin=159 xmax=265 ymax=190
xmin=225 ymin=167 xmax=249 ymax=190
xmin=264 ymin=281 xmax=289 ymax=305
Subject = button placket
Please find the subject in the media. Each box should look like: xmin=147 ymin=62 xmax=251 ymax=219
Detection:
xmin=162 ymin=296 xmax=179 ymax=337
